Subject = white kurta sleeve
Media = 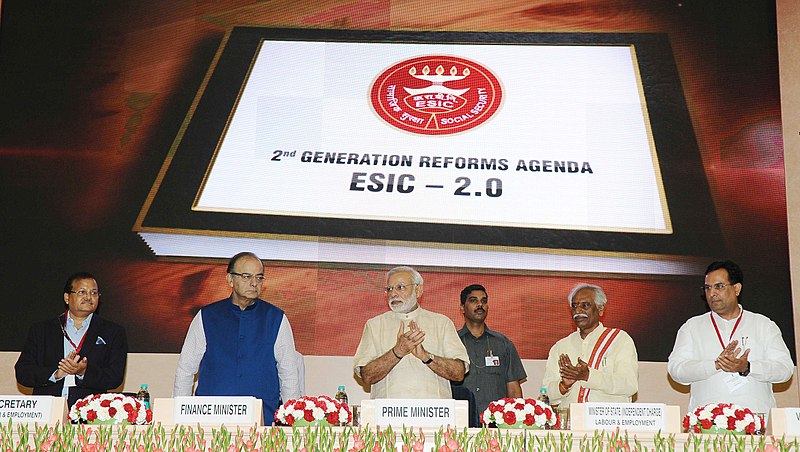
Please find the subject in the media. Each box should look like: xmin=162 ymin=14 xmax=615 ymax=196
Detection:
xmin=274 ymin=315 xmax=301 ymax=402
xmin=173 ymin=311 xmax=206 ymax=396
xmin=667 ymin=321 xmax=717 ymax=385
xmin=750 ymin=319 xmax=793 ymax=384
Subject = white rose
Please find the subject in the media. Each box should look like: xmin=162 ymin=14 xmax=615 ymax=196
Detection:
xmin=713 ymin=415 xmax=728 ymax=429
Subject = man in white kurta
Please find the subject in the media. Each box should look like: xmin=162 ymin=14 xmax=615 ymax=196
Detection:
xmin=353 ymin=266 xmax=469 ymax=398
xmin=668 ymin=261 xmax=793 ymax=414
xmin=542 ymin=284 xmax=638 ymax=405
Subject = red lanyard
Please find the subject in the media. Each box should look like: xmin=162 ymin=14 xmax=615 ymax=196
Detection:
xmin=710 ymin=310 xmax=743 ymax=350
xmin=59 ymin=311 xmax=89 ymax=353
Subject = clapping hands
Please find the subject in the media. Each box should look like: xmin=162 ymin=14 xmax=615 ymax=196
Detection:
xmin=55 ymin=350 xmax=87 ymax=379
xmin=394 ymin=321 xmax=426 ymax=359
xmin=715 ymin=339 xmax=750 ymax=373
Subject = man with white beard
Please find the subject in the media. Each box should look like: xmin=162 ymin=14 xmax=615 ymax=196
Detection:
xmin=541 ymin=283 xmax=639 ymax=405
xmin=353 ymin=266 xmax=469 ymax=398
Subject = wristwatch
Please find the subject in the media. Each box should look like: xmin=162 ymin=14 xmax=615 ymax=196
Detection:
xmin=739 ymin=361 xmax=751 ymax=377
xmin=423 ymin=353 xmax=435 ymax=365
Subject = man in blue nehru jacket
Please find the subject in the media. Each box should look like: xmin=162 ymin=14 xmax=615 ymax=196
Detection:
xmin=173 ymin=252 xmax=301 ymax=423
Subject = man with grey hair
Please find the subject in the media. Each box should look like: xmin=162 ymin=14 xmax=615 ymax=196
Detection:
xmin=173 ymin=251 xmax=301 ymax=423
xmin=353 ymin=266 xmax=469 ymax=398
xmin=542 ymin=283 xmax=638 ymax=404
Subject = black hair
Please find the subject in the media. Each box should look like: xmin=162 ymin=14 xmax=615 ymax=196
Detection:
xmin=460 ymin=284 xmax=487 ymax=305
xmin=63 ymin=272 xmax=97 ymax=294
xmin=704 ymin=260 xmax=743 ymax=285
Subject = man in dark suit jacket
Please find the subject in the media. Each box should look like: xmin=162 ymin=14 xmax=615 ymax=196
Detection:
xmin=15 ymin=272 xmax=128 ymax=407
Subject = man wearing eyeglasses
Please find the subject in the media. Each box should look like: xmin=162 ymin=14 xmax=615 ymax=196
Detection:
xmin=173 ymin=252 xmax=301 ymax=422
xmin=542 ymin=283 xmax=638 ymax=405
xmin=668 ymin=260 xmax=793 ymax=414
xmin=353 ymin=266 xmax=469 ymax=398
xmin=15 ymin=272 xmax=128 ymax=407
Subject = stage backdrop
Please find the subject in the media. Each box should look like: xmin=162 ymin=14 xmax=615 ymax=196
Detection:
xmin=0 ymin=1 xmax=791 ymax=364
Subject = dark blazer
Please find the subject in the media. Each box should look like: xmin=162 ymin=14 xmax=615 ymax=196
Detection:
xmin=15 ymin=314 xmax=128 ymax=407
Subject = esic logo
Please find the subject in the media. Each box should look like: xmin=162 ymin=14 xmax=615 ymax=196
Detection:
xmin=370 ymin=56 xmax=502 ymax=135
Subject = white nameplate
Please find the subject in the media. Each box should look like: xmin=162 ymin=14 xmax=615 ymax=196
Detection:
xmin=375 ymin=399 xmax=455 ymax=427
xmin=783 ymin=408 xmax=800 ymax=435
xmin=583 ymin=403 xmax=667 ymax=431
xmin=173 ymin=396 xmax=257 ymax=425
xmin=0 ymin=396 xmax=54 ymax=424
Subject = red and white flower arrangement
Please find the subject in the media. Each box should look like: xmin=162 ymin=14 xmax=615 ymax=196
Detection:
xmin=69 ymin=393 xmax=152 ymax=425
xmin=683 ymin=402 xmax=762 ymax=434
xmin=481 ymin=397 xmax=559 ymax=429
xmin=275 ymin=395 xmax=352 ymax=426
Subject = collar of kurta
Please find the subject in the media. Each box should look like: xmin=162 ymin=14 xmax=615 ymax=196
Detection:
xmin=391 ymin=306 xmax=422 ymax=322
xmin=577 ymin=321 xmax=606 ymax=341
xmin=710 ymin=304 xmax=744 ymax=324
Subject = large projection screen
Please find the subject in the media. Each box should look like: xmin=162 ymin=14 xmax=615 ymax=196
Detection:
xmin=136 ymin=28 xmax=721 ymax=275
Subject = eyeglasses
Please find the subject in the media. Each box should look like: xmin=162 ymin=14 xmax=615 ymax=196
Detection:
xmin=385 ymin=283 xmax=417 ymax=294
xmin=70 ymin=289 xmax=100 ymax=297
xmin=230 ymin=272 xmax=266 ymax=283
xmin=702 ymin=283 xmax=733 ymax=292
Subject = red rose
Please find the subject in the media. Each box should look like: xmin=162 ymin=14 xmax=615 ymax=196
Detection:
xmin=533 ymin=405 xmax=544 ymax=416
xmin=108 ymin=407 xmax=117 ymax=417
xmin=503 ymin=411 xmax=516 ymax=425
xmin=524 ymin=414 xmax=535 ymax=426
xmin=745 ymin=423 xmax=755 ymax=434
xmin=727 ymin=418 xmax=736 ymax=430
xmin=146 ymin=410 xmax=153 ymax=423
xmin=700 ymin=419 xmax=713 ymax=429
xmin=326 ymin=412 xmax=339 ymax=424
xmin=86 ymin=410 xmax=98 ymax=422
xmin=682 ymin=417 xmax=690 ymax=429
xmin=304 ymin=410 xmax=315 ymax=422
xmin=295 ymin=401 xmax=306 ymax=410
xmin=100 ymin=400 xmax=111 ymax=407
xmin=285 ymin=414 xmax=295 ymax=425
xmin=514 ymin=402 xmax=525 ymax=411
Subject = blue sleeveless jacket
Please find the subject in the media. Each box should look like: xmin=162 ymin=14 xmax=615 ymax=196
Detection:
xmin=196 ymin=298 xmax=283 ymax=421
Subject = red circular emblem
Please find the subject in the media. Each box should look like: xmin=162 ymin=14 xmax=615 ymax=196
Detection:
xmin=370 ymin=55 xmax=502 ymax=135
